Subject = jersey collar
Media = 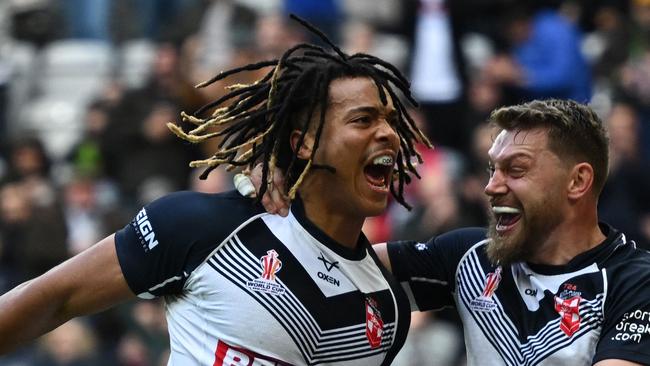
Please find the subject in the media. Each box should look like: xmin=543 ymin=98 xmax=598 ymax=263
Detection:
xmin=290 ymin=195 xmax=369 ymax=261
xmin=525 ymin=223 xmax=624 ymax=275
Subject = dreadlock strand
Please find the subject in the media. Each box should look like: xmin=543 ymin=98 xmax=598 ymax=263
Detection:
xmin=288 ymin=159 xmax=313 ymax=200
xmin=387 ymin=86 xmax=432 ymax=148
xmin=217 ymin=123 xmax=275 ymax=155
xmin=284 ymin=74 xmax=324 ymax=183
xmin=266 ymin=66 xmax=320 ymax=176
xmin=167 ymin=122 xmax=223 ymax=143
xmin=194 ymin=81 xmax=269 ymax=116
xmin=302 ymin=51 xmax=348 ymax=66
xmin=283 ymin=66 xmax=332 ymax=197
xmin=190 ymin=104 xmax=277 ymax=136
xmin=372 ymin=68 xmax=418 ymax=106
xmin=195 ymin=59 xmax=278 ymax=88
xmin=289 ymin=14 xmax=347 ymax=60
xmin=181 ymin=111 xmax=207 ymax=125
xmin=349 ymin=53 xmax=411 ymax=87
xmin=395 ymin=151 xmax=412 ymax=210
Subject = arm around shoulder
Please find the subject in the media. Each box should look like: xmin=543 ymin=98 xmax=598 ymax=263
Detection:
xmin=594 ymin=360 xmax=643 ymax=366
xmin=0 ymin=234 xmax=135 ymax=354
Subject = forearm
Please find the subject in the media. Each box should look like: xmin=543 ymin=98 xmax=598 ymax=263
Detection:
xmin=0 ymin=277 xmax=71 ymax=353
xmin=0 ymin=235 xmax=134 ymax=354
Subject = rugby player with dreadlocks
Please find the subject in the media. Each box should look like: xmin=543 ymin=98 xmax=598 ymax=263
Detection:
xmin=0 ymin=16 xmax=431 ymax=365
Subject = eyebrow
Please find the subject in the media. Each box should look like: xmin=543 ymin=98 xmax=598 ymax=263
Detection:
xmin=489 ymin=152 xmax=533 ymax=164
xmin=345 ymin=105 xmax=398 ymax=119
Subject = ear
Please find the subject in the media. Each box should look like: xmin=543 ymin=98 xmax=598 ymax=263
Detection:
xmin=290 ymin=129 xmax=315 ymax=160
xmin=567 ymin=162 xmax=594 ymax=200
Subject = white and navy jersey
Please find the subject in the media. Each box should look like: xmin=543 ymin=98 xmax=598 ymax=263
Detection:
xmin=387 ymin=224 xmax=650 ymax=366
xmin=115 ymin=190 xmax=410 ymax=366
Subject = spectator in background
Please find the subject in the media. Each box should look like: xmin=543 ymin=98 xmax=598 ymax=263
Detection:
xmin=118 ymin=101 xmax=196 ymax=206
xmin=103 ymin=41 xmax=203 ymax=203
xmin=484 ymin=2 xmax=592 ymax=103
xmin=284 ymin=0 xmax=342 ymax=45
xmin=407 ymin=0 xmax=470 ymax=151
xmin=3 ymin=136 xmax=59 ymax=211
xmin=34 ymin=318 xmax=105 ymax=366
xmin=391 ymin=311 xmax=464 ymax=366
xmin=0 ymin=181 xmax=67 ymax=288
xmin=191 ymin=0 xmax=259 ymax=80
xmin=59 ymin=0 xmax=111 ymax=41
xmin=9 ymin=0 xmax=62 ymax=47
xmin=598 ymin=102 xmax=650 ymax=249
xmin=616 ymin=0 xmax=650 ymax=159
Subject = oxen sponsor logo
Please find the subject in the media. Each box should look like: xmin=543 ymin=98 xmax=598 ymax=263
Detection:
xmin=317 ymin=271 xmax=340 ymax=287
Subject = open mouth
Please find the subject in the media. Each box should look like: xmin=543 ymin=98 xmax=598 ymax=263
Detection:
xmin=493 ymin=206 xmax=522 ymax=234
xmin=364 ymin=155 xmax=394 ymax=192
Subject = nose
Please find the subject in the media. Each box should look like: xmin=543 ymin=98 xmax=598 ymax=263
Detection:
xmin=376 ymin=118 xmax=399 ymax=146
xmin=484 ymin=169 xmax=508 ymax=197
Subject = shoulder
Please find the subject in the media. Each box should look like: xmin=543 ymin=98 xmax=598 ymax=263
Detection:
xmin=432 ymin=227 xmax=488 ymax=246
xmin=144 ymin=190 xmax=264 ymax=226
xmin=600 ymin=239 xmax=650 ymax=313
xmin=605 ymin=243 xmax=650 ymax=284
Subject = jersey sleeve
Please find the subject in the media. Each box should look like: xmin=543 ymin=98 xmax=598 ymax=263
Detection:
xmin=592 ymin=258 xmax=650 ymax=364
xmin=114 ymin=190 xmax=263 ymax=299
xmin=387 ymin=227 xmax=486 ymax=311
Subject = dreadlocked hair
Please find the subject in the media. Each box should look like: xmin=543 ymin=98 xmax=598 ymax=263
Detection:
xmin=167 ymin=14 xmax=432 ymax=209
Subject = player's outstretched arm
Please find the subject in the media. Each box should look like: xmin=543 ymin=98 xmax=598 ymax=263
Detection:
xmin=594 ymin=360 xmax=643 ymax=365
xmin=0 ymin=234 xmax=135 ymax=354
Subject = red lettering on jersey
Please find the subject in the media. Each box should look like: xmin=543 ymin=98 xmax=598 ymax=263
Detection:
xmin=563 ymin=283 xmax=577 ymax=291
xmin=213 ymin=340 xmax=291 ymax=366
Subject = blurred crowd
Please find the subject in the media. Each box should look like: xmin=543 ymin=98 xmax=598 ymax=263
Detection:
xmin=0 ymin=0 xmax=650 ymax=365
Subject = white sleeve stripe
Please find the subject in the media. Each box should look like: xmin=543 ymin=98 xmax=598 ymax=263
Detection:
xmin=410 ymin=277 xmax=449 ymax=285
xmin=401 ymin=281 xmax=419 ymax=312
xmin=148 ymin=275 xmax=184 ymax=292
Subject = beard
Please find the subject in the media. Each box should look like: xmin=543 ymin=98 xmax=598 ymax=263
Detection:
xmin=486 ymin=196 xmax=563 ymax=266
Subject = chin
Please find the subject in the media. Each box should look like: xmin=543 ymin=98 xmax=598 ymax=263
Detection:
xmin=487 ymin=217 xmax=529 ymax=265
xmin=361 ymin=198 xmax=389 ymax=218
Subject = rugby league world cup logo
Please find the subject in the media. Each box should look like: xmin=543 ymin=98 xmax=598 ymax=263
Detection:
xmin=246 ymin=249 xmax=286 ymax=295
xmin=470 ymin=266 xmax=502 ymax=312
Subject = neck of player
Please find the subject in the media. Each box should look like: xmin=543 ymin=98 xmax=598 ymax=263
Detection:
xmin=529 ymin=208 xmax=606 ymax=266
xmin=299 ymin=187 xmax=365 ymax=250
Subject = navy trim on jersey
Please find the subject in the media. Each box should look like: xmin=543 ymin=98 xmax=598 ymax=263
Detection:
xmin=115 ymin=190 xmax=264 ymax=297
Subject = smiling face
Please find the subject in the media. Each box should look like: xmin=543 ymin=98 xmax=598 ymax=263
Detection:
xmin=298 ymin=76 xmax=400 ymax=219
xmin=484 ymin=127 xmax=572 ymax=265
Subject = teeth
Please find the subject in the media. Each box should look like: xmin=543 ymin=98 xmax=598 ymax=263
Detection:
xmin=373 ymin=155 xmax=394 ymax=166
xmin=492 ymin=206 xmax=521 ymax=214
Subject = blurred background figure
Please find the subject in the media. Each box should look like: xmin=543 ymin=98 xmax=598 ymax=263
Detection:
xmin=483 ymin=1 xmax=592 ymax=104
xmin=407 ymin=0 xmax=469 ymax=151
xmin=598 ymin=102 xmax=650 ymax=249
xmin=34 ymin=319 xmax=104 ymax=366
xmin=1 ymin=0 xmax=650 ymax=364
